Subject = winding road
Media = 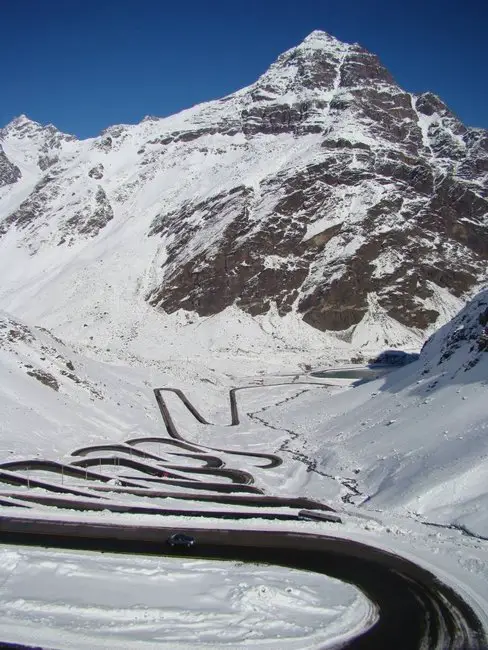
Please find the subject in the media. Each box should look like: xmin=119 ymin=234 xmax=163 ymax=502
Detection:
xmin=0 ymin=516 xmax=485 ymax=650
xmin=0 ymin=377 xmax=486 ymax=649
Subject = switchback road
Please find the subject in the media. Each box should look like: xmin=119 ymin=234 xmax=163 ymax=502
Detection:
xmin=0 ymin=516 xmax=485 ymax=650
xmin=0 ymin=378 xmax=486 ymax=648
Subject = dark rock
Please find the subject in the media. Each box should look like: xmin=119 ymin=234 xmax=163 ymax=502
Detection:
xmin=38 ymin=154 xmax=59 ymax=171
xmin=0 ymin=173 xmax=60 ymax=236
xmin=72 ymin=186 xmax=114 ymax=237
xmin=26 ymin=368 xmax=59 ymax=391
xmin=2 ymin=33 xmax=487 ymax=342
xmin=88 ymin=164 xmax=104 ymax=180
xmin=0 ymin=145 xmax=21 ymax=187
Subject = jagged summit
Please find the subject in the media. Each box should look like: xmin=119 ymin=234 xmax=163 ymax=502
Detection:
xmin=1 ymin=114 xmax=76 ymax=143
xmin=2 ymin=114 xmax=43 ymax=134
xmin=295 ymin=30 xmax=348 ymax=50
xmin=251 ymin=29 xmax=395 ymax=105
xmin=10 ymin=113 xmax=30 ymax=124
xmin=6 ymin=113 xmax=32 ymax=126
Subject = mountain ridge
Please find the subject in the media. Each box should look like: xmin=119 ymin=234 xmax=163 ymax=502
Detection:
xmin=0 ymin=31 xmax=486 ymax=356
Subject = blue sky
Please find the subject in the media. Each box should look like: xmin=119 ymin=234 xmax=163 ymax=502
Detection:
xmin=2 ymin=0 xmax=487 ymax=137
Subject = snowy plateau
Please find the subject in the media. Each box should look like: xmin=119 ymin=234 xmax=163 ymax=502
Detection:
xmin=0 ymin=30 xmax=487 ymax=649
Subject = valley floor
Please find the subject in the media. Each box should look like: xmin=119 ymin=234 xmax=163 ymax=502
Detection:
xmin=0 ymin=348 xmax=487 ymax=648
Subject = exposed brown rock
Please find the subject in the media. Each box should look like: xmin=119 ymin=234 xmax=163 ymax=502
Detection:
xmin=88 ymin=164 xmax=104 ymax=180
xmin=26 ymin=368 xmax=59 ymax=391
xmin=0 ymin=145 xmax=21 ymax=187
xmin=2 ymin=34 xmax=487 ymax=342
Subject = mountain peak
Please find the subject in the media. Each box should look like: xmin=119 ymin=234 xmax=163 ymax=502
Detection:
xmin=5 ymin=114 xmax=39 ymax=129
xmin=248 ymin=29 xmax=389 ymax=101
xmin=0 ymin=32 xmax=486 ymax=355
xmin=1 ymin=114 xmax=77 ymax=148
xmin=298 ymin=30 xmax=346 ymax=50
xmin=1 ymin=114 xmax=47 ymax=140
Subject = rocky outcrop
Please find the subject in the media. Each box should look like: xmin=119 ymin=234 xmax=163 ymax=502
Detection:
xmin=148 ymin=185 xmax=310 ymax=316
xmin=0 ymin=173 xmax=60 ymax=236
xmin=421 ymin=288 xmax=488 ymax=370
xmin=149 ymin=145 xmax=487 ymax=332
xmin=1 ymin=176 xmax=113 ymax=243
xmin=88 ymin=163 xmax=104 ymax=180
xmin=0 ymin=145 xmax=21 ymax=187
xmin=64 ymin=186 xmax=114 ymax=238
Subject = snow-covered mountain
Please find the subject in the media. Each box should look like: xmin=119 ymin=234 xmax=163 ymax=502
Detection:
xmin=0 ymin=31 xmax=487 ymax=354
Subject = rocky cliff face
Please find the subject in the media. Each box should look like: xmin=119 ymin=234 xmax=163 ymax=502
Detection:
xmin=0 ymin=31 xmax=486 ymax=349
xmin=145 ymin=32 xmax=488 ymax=334
xmin=0 ymin=145 xmax=21 ymax=188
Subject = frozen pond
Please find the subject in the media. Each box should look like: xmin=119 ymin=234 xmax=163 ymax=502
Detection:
xmin=311 ymin=367 xmax=390 ymax=380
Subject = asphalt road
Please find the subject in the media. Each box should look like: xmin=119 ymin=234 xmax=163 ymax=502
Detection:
xmin=71 ymin=443 xmax=225 ymax=468
xmin=0 ymin=379 xmax=486 ymax=648
xmin=0 ymin=516 xmax=485 ymax=650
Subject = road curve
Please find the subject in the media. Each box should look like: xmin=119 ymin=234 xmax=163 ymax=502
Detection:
xmin=70 ymin=455 xmax=255 ymax=485
xmin=70 ymin=443 xmax=225 ymax=469
xmin=0 ymin=516 xmax=485 ymax=650
xmin=152 ymin=383 xmax=332 ymax=469
xmin=153 ymin=388 xmax=282 ymax=468
xmin=152 ymin=382 xmax=336 ymax=468
xmin=0 ymin=381 xmax=325 ymax=505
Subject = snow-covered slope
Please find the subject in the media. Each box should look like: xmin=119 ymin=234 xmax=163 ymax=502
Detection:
xmin=0 ymin=310 xmax=169 ymax=459
xmin=0 ymin=307 xmax=348 ymax=462
xmin=260 ymin=289 xmax=488 ymax=536
xmin=0 ymin=546 xmax=372 ymax=650
xmin=0 ymin=31 xmax=487 ymax=355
